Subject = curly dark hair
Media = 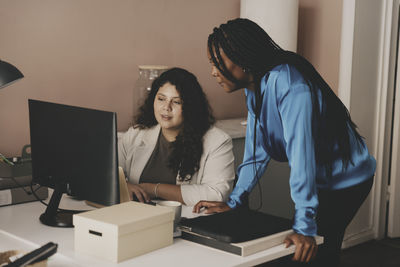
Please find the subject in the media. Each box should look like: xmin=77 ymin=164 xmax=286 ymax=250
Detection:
xmin=134 ymin=67 xmax=215 ymax=181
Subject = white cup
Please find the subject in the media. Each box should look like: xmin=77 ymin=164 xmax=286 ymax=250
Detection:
xmin=157 ymin=200 xmax=182 ymax=231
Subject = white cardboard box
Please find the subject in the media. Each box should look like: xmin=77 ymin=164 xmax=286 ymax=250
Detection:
xmin=73 ymin=201 xmax=174 ymax=263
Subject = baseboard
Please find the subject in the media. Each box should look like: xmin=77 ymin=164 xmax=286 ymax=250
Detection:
xmin=341 ymin=228 xmax=375 ymax=249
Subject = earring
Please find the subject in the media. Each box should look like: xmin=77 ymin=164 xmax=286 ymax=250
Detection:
xmin=242 ymin=68 xmax=247 ymax=73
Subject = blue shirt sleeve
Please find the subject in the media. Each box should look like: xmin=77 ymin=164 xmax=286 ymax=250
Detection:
xmin=227 ymin=111 xmax=271 ymax=208
xmin=278 ymin=84 xmax=319 ymax=236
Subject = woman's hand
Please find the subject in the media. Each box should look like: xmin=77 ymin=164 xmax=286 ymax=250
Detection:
xmin=284 ymin=233 xmax=317 ymax=263
xmin=137 ymin=183 xmax=156 ymax=198
xmin=127 ymin=182 xmax=150 ymax=203
xmin=193 ymin=201 xmax=232 ymax=214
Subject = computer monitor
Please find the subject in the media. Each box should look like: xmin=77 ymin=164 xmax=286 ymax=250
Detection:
xmin=28 ymin=99 xmax=120 ymax=227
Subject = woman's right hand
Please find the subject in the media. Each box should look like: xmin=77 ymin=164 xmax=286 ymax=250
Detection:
xmin=126 ymin=182 xmax=150 ymax=203
xmin=193 ymin=201 xmax=232 ymax=214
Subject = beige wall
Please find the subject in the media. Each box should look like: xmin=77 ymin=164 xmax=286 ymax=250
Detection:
xmin=0 ymin=0 xmax=244 ymax=156
xmin=0 ymin=0 xmax=342 ymax=156
xmin=298 ymin=0 xmax=343 ymax=93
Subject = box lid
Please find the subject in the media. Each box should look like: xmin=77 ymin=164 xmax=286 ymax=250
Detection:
xmin=73 ymin=202 xmax=174 ymax=236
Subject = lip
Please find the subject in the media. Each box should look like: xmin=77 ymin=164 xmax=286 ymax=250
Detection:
xmin=161 ymin=114 xmax=171 ymax=120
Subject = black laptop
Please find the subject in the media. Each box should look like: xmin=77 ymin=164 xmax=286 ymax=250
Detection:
xmin=179 ymin=208 xmax=292 ymax=243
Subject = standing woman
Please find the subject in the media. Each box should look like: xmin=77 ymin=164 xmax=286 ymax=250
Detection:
xmin=193 ymin=18 xmax=376 ymax=266
xmin=119 ymin=68 xmax=235 ymax=206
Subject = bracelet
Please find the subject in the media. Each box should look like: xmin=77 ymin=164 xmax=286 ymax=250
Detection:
xmin=154 ymin=183 xmax=161 ymax=198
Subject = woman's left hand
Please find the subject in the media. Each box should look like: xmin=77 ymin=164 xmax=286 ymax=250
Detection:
xmin=192 ymin=201 xmax=231 ymax=214
xmin=284 ymin=232 xmax=317 ymax=263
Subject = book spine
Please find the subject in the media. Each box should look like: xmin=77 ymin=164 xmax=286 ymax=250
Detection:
xmin=0 ymin=185 xmax=48 ymax=206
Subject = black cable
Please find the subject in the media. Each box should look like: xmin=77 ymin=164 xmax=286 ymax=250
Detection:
xmin=9 ymin=176 xmax=34 ymax=196
xmin=29 ymin=179 xmax=83 ymax=213
xmin=5 ymin=161 xmax=85 ymax=213
xmin=30 ymin=180 xmax=50 ymax=207
xmin=251 ymin=163 xmax=264 ymax=211
xmin=255 ymin=179 xmax=263 ymax=211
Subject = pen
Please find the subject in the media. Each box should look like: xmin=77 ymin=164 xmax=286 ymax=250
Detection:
xmin=0 ymin=152 xmax=14 ymax=166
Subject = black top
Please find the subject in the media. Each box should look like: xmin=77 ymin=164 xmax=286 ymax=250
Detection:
xmin=140 ymin=132 xmax=177 ymax=185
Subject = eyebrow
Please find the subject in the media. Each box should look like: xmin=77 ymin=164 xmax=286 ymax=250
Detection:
xmin=156 ymin=93 xmax=181 ymax=100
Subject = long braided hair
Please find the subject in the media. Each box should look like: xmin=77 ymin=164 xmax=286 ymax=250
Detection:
xmin=208 ymin=18 xmax=363 ymax=177
xmin=135 ymin=67 xmax=215 ymax=181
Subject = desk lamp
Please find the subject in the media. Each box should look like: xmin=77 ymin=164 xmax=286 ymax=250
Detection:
xmin=0 ymin=59 xmax=24 ymax=162
xmin=0 ymin=59 xmax=24 ymax=89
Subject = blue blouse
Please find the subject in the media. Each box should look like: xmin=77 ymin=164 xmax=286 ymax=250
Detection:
xmin=227 ymin=64 xmax=376 ymax=236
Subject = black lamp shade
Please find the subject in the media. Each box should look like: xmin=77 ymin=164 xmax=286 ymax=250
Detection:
xmin=0 ymin=60 xmax=24 ymax=89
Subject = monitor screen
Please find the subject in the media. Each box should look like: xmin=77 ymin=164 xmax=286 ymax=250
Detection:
xmin=28 ymin=99 xmax=119 ymax=227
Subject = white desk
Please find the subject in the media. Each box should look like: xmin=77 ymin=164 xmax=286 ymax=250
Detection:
xmin=0 ymin=194 xmax=305 ymax=267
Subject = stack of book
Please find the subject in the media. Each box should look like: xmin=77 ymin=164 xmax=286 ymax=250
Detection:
xmin=0 ymin=153 xmax=48 ymax=207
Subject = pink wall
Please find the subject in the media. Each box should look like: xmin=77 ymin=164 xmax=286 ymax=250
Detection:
xmin=0 ymin=0 xmax=342 ymax=156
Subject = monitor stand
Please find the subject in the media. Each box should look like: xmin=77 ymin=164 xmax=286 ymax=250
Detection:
xmin=39 ymin=183 xmax=81 ymax=228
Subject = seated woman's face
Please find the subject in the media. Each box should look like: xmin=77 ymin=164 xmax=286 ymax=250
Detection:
xmin=153 ymin=82 xmax=184 ymax=133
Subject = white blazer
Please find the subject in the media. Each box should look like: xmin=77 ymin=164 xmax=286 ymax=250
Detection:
xmin=118 ymin=124 xmax=235 ymax=206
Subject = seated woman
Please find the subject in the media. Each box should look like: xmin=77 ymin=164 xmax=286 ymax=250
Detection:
xmin=118 ymin=67 xmax=235 ymax=206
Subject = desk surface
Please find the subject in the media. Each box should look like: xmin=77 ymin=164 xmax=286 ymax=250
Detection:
xmin=0 ymin=194 xmax=306 ymax=267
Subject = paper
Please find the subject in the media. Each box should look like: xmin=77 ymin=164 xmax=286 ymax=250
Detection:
xmin=0 ymin=189 xmax=12 ymax=206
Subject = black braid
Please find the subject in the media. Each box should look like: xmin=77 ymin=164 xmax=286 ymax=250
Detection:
xmin=208 ymin=18 xmax=363 ymax=177
xmin=209 ymin=29 xmax=243 ymax=86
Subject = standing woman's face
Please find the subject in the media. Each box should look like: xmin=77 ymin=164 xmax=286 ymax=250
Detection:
xmin=207 ymin=46 xmax=252 ymax=93
xmin=153 ymin=82 xmax=184 ymax=138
